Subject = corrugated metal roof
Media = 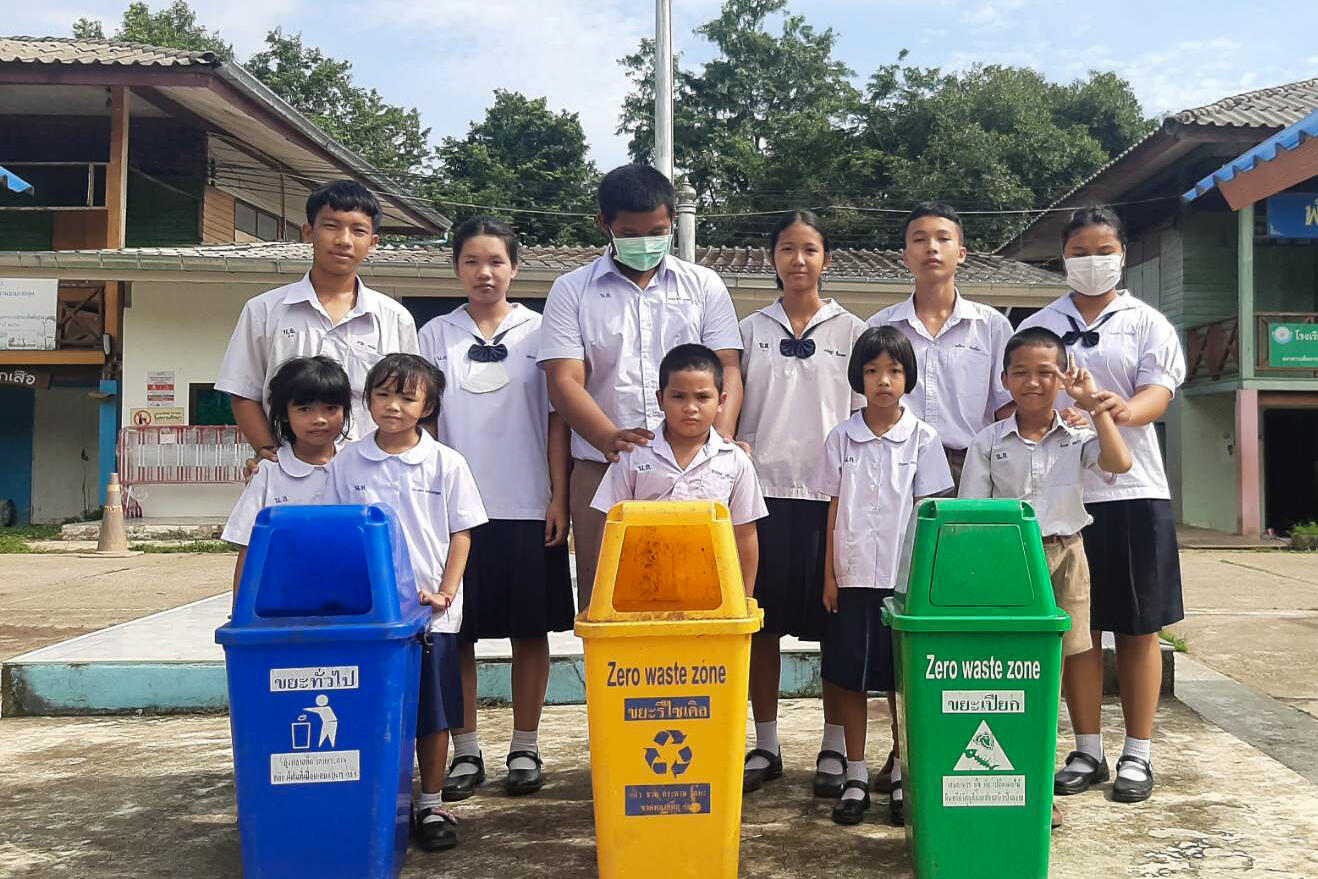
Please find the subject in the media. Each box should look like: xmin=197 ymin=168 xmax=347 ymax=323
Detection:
xmin=1183 ymin=106 xmax=1318 ymax=202
xmin=0 ymin=241 xmax=1064 ymax=286
xmin=0 ymin=36 xmax=218 ymax=67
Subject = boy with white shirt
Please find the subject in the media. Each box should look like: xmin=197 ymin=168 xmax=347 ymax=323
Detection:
xmin=539 ymin=165 xmax=744 ymax=604
xmin=591 ymin=344 xmax=766 ymax=596
xmin=217 ymin=180 xmax=419 ymax=459
xmin=868 ymin=202 xmax=1013 ymax=488
xmin=958 ymin=326 xmax=1132 ymax=828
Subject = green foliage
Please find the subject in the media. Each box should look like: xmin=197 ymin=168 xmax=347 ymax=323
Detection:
xmin=618 ymin=1 xmax=1154 ymax=250
xmin=1290 ymin=521 xmax=1318 ymax=536
xmin=130 ymin=540 xmax=234 ymax=553
xmin=74 ymin=1 xmax=234 ymax=60
xmin=245 ymin=29 xmax=432 ymax=177
xmin=430 ymin=91 xmax=599 ymax=245
xmin=1158 ymin=628 xmax=1189 ymax=653
xmin=0 ymin=525 xmax=61 ymax=554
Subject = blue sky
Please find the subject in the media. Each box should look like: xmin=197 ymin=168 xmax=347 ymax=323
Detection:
xmin=14 ymin=0 xmax=1318 ymax=167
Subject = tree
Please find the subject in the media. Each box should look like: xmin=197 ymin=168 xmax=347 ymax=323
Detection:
xmin=244 ymin=29 xmax=431 ymax=177
xmin=431 ymin=91 xmax=599 ymax=245
xmin=73 ymin=1 xmax=233 ymax=60
xmin=617 ymin=2 xmax=1154 ymax=249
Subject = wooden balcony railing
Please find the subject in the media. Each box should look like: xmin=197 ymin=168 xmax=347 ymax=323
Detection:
xmin=1185 ymin=316 xmax=1238 ymax=382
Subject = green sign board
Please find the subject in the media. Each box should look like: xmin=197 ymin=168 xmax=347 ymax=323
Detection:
xmin=1267 ymin=323 xmax=1318 ymax=367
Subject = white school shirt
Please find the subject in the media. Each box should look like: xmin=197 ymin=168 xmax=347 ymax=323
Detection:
xmin=959 ymin=413 xmax=1105 ymax=537
xmin=590 ymin=425 xmax=769 ymax=526
xmin=867 ymin=292 xmax=1013 ymax=451
xmin=220 ymin=444 xmax=331 ymax=546
xmin=737 ymin=299 xmax=866 ymax=500
xmin=1017 ymin=291 xmax=1185 ymax=502
xmin=324 ymin=430 xmax=488 ymax=633
xmin=419 ymin=303 xmax=550 ymax=521
xmin=812 ymin=409 xmax=953 ymax=589
xmin=215 ymin=273 xmax=420 ymax=441
xmin=537 ymin=253 xmax=743 ymax=463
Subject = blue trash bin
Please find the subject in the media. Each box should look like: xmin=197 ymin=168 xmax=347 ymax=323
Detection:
xmin=216 ymin=504 xmax=429 ymax=879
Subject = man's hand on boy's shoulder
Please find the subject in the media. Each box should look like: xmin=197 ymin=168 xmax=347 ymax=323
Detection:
xmin=602 ymin=427 xmax=654 ymax=462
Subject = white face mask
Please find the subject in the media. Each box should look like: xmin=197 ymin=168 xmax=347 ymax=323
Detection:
xmin=1064 ymin=254 xmax=1123 ymax=297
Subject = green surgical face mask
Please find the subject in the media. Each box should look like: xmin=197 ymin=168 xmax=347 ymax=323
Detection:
xmin=610 ymin=231 xmax=672 ymax=272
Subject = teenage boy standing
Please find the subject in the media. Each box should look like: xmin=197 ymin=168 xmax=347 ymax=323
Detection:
xmin=217 ymin=180 xmax=419 ymax=460
xmin=539 ymin=165 xmax=743 ymax=605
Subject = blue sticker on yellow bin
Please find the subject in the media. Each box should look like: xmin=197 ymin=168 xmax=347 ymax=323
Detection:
xmin=624 ymin=696 xmax=712 ymax=721
xmin=624 ymin=783 xmax=712 ymax=816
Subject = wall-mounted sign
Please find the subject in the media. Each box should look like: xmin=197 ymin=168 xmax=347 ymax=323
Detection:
xmin=1267 ymin=193 xmax=1318 ymax=238
xmin=146 ymin=369 xmax=177 ymax=407
xmin=1267 ymin=322 xmax=1318 ymax=367
xmin=0 ymin=278 xmax=58 ymax=350
xmin=131 ymin=406 xmax=185 ymax=426
xmin=0 ymin=367 xmax=50 ymax=389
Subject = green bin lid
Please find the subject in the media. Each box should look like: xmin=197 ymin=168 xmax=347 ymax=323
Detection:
xmin=886 ymin=499 xmax=1070 ymax=633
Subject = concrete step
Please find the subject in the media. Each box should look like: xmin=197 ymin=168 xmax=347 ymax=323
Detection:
xmin=60 ymin=517 xmax=226 ymax=541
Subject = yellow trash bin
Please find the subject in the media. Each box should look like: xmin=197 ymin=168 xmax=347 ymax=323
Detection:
xmin=576 ymin=501 xmax=763 ymax=879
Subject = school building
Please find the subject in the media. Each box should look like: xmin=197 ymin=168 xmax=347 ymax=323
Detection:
xmin=0 ymin=36 xmax=449 ymax=524
xmin=1000 ymin=75 xmax=1318 ymax=536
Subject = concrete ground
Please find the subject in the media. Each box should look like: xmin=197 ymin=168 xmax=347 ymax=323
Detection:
xmin=2 ymin=699 xmax=1316 ymax=879
xmin=0 ymin=553 xmax=232 ymax=659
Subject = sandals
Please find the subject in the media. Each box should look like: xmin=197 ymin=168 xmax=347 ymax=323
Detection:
xmin=831 ymin=779 xmax=870 ymax=825
xmin=441 ymin=753 xmax=485 ymax=802
xmin=812 ymin=749 xmax=846 ymax=798
xmin=742 ymin=748 xmax=783 ymax=793
xmin=1112 ymin=755 xmax=1154 ymax=803
xmin=1053 ymin=751 xmax=1109 ymax=796
xmin=505 ymin=750 xmax=545 ymax=796
xmin=412 ymin=805 xmax=459 ymax=851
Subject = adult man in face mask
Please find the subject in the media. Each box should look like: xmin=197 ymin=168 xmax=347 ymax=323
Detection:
xmin=538 ymin=164 xmax=744 ymax=605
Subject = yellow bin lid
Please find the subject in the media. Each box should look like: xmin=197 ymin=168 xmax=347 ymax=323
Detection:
xmin=576 ymin=501 xmax=763 ymax=638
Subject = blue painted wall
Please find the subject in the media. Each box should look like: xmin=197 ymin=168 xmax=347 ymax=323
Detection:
xmin=0 ymin=386 xmax=34 ymax=524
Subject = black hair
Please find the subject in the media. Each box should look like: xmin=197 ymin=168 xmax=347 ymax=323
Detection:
xmin=451 ymin=214 xmax=519 ymax=265
xmin=659 ymin=343 xmax=724 ymax=393
xmin=364 ymin=353 xmax=446 ymax=420
xmin=1060 ymin=205 xmax=1127 ymax=250
xmin=1003 ymin=327 xmax=1067 ymax=372
xmin=306 ymin=179 xmax=382 ymax=232
xmin=848 ymin=326 xmax=918 ymax=396
xmin=267 ymin=356 xmax=353 ymax=445
xmin=903 ymin=201 xmax=964 ymax=245
xmin=768 ymin=210 xmax=831 ymax=290
xmin=598 ymin=164 xmax=676 ymax=224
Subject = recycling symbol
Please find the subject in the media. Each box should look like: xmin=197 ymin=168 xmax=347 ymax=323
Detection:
xmin=644 ymin=729 xmax=693 ymax=776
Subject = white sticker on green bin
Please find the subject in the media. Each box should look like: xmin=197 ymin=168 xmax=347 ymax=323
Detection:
xmin=942 ymin=690 xmax=1025 ymax=714
xmin=942 ymin=775 xmax=1026 ymax=807
xmin=954 ymin=720 xmax=1014 ymax=772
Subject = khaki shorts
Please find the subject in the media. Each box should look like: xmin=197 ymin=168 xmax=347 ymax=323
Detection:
xmin=1044 ymin=533 xmax=1093 ymax=656
xmin=568 ymin=458 xmax=609 ymax=609
xmin=944 ymin=447 xmax=966 ymax=493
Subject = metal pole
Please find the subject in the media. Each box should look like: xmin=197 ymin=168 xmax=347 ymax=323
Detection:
xmin=677 ymin=183 xmax=697 ymax=262
xmin=654 ymin=0 xmax=674 ymax=180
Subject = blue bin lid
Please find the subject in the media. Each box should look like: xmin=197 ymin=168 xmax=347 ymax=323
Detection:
xmin=216 ymin=505 xmax=428 ymax=646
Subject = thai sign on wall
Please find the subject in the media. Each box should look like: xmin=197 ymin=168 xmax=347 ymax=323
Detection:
xmin=0 ymin=278 xmax=58 ymax=350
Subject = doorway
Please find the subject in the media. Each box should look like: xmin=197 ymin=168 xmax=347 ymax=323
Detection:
xmin=1263 ymin=408 xmax=1318 ymax=533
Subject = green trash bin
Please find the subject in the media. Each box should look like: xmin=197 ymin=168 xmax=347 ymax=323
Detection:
xmin=883 ymin=499 xmax=1070 ymax=879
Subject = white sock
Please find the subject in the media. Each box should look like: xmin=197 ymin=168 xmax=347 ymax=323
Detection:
xmin=818 ymin=723 xmax=845 ymax=774
xmin=417 ymin=788 xmax=447 ymax=822
xmin=890 ymin=758 xmax=903 ymax=801
xmin=1118 ymin=737 xmax=1152 ymax=781
xmin=841 ymin=759 xmax=868 ymax=802
xmin=1065 ymin=733 xmax=1104 ymax=774
xmin=746 ymin=721 xmax=779 ymax=770
xmin=509 ymin=728 xmax=539 ymax=772
xmin=449 ymin=731 xmax=480 ymax=778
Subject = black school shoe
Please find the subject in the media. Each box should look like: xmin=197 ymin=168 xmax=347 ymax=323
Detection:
xmin=831 ymin=780 xmax=870 ymax=825
xmin=441 ymin=753 xmax=485 ymax=802
xmin=412 ymin=805 xmax=459 ymax=851
xmin=812 ymin=750 xmax=846 ymax=798
xmin=742 ymin=749 xmax=783 ymax=793
xmin=888 ymin=782 xmax=904 ymax=827
xmin=504 ymin=750 xmax=544 ymax=796
xmin=1111 ymin=756 xmax=1154 ymax=803
xmin=1053 ymin=751 xmax=1110 ymax=796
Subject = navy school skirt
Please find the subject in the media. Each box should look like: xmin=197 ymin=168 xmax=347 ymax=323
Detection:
xmin=753 ymin=497 xmax=830 ymax=641
xmin=459 ymin=518 xmax=576 ymax=642
xmin=820 ymin=588 xmax=895 ymax=693
xmin=1081 ymin=498 xmax=1184 ymax=635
